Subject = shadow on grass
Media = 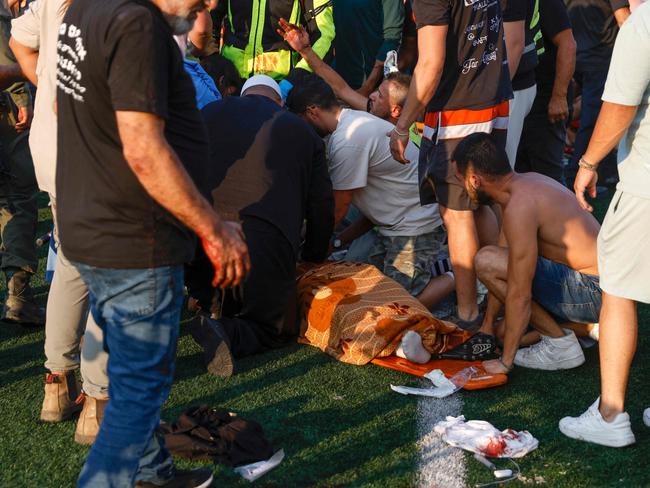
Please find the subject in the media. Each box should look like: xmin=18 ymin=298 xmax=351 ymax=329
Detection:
xmin=164 ymin=342 xmax=418 ymax=487
xmin=0 ymin=323 xmax=45 ymax=387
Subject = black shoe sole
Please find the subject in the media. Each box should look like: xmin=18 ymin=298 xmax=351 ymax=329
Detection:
xmin=206 ymin=341 xmax=234 ymax=378
xmin=1 ymin=315 xmax=45 ymax=327
xmin=189 ymin=315 xmax=235 ymax=378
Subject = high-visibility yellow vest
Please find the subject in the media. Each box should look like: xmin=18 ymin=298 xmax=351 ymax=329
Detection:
xmin=220 ymin=0 xmax=335 ymax=80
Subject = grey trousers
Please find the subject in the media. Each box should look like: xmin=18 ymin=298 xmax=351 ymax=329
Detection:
xmin=43 ymin=199 xmax=108 ymax=398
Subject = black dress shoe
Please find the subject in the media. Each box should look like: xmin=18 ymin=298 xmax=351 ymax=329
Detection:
xmin=437 ymin=332 xmax=498 ymax=361
xmin=188 ymin=314 xmax=235 ymax=378
xmin=135 ymin=468 xmax=213 ymax=487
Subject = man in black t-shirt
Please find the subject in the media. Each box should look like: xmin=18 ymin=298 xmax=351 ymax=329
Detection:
xmin=565 ymin=0 xmax=630 ymax=187
xmin=56 ymin=0 xmax=249 ymax=486
xmin=388 ymin=0 xmax=512 ymax=330
xmin=516 ymin=0 xmax=576 ymax=182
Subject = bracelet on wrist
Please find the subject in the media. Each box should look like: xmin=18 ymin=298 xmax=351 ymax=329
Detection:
xmin=392 ymin=127 xmax=409 ymax=138
xmin=578 ymin=156 xmax=598 ymax=172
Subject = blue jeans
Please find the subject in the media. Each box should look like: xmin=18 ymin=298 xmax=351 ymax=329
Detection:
xmin=532 ymin=257 xmax=602 ymax=324
xmin=74 ymin=264 xmax=184 ymax=487
xmin=566 ymin=68 xmax=618 ymax=185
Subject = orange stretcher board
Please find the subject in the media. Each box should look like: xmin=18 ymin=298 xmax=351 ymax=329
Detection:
xmin=371 ymin=356 xmax=508 ymax=390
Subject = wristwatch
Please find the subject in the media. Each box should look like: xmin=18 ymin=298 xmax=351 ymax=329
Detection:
xmin=578 ymin=157 xmax=598 ymax=171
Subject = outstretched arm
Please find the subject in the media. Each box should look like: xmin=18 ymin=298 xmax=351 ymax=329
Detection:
xmin=389 ymin=24 xmax=446 ymax=163
xmin=499 ymin=205 xmax=539 ymax=368
xmin=278 ymin=19 xmax=368 ymax=111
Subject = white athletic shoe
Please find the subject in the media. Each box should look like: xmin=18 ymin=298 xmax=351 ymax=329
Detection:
xmin=559 ymin=398 xmax=635 ymax=447
xmin=644 ymin=408 xmax=650 ymax=427
xmin=514 ymin=329 xmax=585 ymax=370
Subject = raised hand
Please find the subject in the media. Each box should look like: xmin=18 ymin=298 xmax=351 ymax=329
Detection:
xmin=277 ymin=18 xmax=311 ymax=53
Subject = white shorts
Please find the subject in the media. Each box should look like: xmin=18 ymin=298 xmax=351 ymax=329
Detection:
xmin=598 ymin=190 xmax=650 ymax=303
xmin=505 ymin=84 xmax=537 ymax=168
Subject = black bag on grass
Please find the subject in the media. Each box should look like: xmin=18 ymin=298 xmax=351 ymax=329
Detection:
xmin=159 ymin=405 xmax=273 ymax=466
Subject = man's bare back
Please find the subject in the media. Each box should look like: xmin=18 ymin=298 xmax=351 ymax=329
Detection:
xmin=503 ymin=173 xmax=601 ymax=275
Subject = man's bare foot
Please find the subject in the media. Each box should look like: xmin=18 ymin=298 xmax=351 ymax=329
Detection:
xmin=482 ymin=358 xmax=512 ymax=374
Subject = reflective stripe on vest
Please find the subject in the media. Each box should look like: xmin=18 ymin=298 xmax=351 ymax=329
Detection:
xmin=530 ymin=0 xmax=545 ymax=56
xmin=225 ymin=0 xmax=303 ymax=79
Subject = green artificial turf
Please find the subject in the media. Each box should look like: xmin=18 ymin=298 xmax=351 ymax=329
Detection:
xmin=463 ymin=196 xmax=650 ymax=488
xmin=1 ymin=192 xmax=648 ymax=487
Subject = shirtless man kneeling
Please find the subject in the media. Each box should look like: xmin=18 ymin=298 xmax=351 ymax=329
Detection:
xmin=454 ymin=133 xmax=602 ymax=374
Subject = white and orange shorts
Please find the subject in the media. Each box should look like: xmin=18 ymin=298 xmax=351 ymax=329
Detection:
xmin=418 ymin=101 xmax=509 ymax=210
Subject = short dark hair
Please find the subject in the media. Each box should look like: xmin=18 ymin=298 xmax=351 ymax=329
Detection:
xmin=385 ymin=72 xmax=411 ymax=106
xmin=453 ymin=132 xmax=512 ymax=178
xmin=200 ymin=53 xmax=244 ymax=95
xmin=286 ymin=74 xmax=339 ymax=114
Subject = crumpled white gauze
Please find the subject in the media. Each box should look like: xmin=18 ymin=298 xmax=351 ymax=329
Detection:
xmin=234 ymin=449 xmax=285 ymax=482
xmin=390 ymin=368 xmax=462 ymax=399
xmin=434 ymin=416 xmax=538 ymax=458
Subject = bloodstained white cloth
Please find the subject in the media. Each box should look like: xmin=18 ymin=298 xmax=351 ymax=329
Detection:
xmin=434 ymin=416 xmax=538 ymax=458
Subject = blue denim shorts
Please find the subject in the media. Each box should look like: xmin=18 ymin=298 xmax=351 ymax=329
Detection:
xmin=531 ymin=257 xmax=602 ymax=324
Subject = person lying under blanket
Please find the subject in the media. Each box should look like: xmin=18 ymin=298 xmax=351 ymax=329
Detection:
xmin=296 ymin=261 xmax=496 ymax=366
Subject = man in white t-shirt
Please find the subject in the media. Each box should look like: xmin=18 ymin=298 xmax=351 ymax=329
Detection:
xmin=287 ymin=75 xmax=454 ymax=308
xmin=561 ymin=1 xmax=650 ymax=447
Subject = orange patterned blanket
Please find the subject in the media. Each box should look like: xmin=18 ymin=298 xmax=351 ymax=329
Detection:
xmin=297 ymin=262 xmax=473 ymax=365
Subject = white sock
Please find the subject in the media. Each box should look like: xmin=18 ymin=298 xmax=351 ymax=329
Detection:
xmin=399 ymin=330 xmax=432 ymax=364
xmin=589 ymin=323 xmax=600 ymax=341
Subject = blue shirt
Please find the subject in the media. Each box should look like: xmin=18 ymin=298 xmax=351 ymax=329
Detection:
xmin=184 ymin=59 xmax=221 ymax=109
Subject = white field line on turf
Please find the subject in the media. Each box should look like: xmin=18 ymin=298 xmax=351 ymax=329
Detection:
xmin=416 ymin=388 xmax=466 ymax=488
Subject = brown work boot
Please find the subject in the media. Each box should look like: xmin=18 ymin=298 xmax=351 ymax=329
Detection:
xmin=75 ymin=395 xmax=108 ymax=445
xmin=2 ymin=269 xmax=45 ymax=326
xmin=40 ymin=371 xmax=84 ymax=422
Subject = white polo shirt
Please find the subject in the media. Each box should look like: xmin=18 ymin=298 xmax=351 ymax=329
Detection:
xmin=602 ymin=2 xmax=650 ymax=198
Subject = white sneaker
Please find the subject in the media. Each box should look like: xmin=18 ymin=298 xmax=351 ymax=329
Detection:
xmin=644 ymin=408 xmax=650 ymax=427
xmin=514 ymin=329 xmax=585 ymax=370
xmin=559 ymin=398 xmax=635 ymax=447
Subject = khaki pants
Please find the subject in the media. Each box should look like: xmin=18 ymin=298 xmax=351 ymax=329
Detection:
xmin=44 ymin=199 xmax=108 ymax=398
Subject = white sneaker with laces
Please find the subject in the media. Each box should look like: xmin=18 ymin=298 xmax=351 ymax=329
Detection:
xmin=559 ymin=398 xmax=635 ymax=447
xmin=514 ymin=329 xmax=585 ymax=370
xmin=644 ymin=408 xmax=650 ymax=427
